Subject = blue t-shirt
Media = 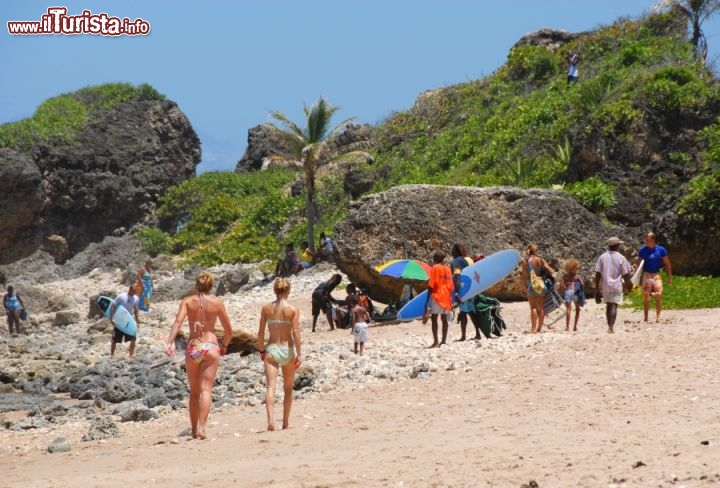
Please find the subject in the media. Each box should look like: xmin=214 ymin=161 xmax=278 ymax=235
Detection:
xmin=638 ymin=244 xmax=668 ymax=273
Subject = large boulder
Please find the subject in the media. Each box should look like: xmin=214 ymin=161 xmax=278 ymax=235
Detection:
xmin=333 ymin=185 xmax=629 ymax=302
xmin=235 ymin=123 xmax=375 ymax=173
xmin=0 ymin=90 xmax=200 ymax=265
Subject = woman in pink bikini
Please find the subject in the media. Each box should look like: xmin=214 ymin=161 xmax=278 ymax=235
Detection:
xmin=257 ymin=277 xmax=302 ymax=431
xmin=166 ymin=271 xmax=233 ymax=440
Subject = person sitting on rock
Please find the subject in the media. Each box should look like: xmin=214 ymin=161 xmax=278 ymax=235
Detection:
xmin=274 ymin=243 xmax=302 ymax=277
xmin=299 ymin=241 xmax=315 ymax=270
xmin=317 ymin=232 xmax=335 ymax=262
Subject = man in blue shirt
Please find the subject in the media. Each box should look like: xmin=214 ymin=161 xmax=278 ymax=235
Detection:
xmin=637 ymin=232 xmax=672 ymax=322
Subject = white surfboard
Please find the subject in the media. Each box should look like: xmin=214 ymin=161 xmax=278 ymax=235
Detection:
xmin=631 ymin=260 xmax=644 ymax=288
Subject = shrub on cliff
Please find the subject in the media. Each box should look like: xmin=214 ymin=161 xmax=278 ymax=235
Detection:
xmin=0 ymin=82 xmax=165 ymax=150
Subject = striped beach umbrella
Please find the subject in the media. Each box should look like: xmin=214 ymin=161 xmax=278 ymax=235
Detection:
xmin=375 ymin=259 xmax=432 ymax=281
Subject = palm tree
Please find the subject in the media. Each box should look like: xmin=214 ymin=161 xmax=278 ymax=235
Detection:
xmin=267 ymin=97 xmax=372 ymax=253
xmin=658 ymin=0 xmax=720 ymax=59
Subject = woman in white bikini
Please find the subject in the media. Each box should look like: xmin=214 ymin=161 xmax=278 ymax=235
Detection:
xmin=166 ymin=271 xmax=233 ymax=440
xmin=257 ymin=277 xmax=302 ymax=431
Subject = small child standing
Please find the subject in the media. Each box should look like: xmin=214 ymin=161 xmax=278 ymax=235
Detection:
xmin=349 ymin=295 xmax=370 ymax=355
xmin=560 ymin=259 xmax=585 ymax=331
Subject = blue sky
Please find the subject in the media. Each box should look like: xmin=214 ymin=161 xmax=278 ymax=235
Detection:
xmin=3 ymin=1 xmax=719 ymax=173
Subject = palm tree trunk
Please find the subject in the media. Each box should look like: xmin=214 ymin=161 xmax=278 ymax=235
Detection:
xmin=306 ymin=171 xmax=317 ymax=254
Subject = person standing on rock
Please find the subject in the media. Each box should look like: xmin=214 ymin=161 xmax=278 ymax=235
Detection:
xmin=3 ymin=285 xmax=26 ymax=335
xmin=450 ymin=243 xmax=479 ymax=341
xmin=109 ymin=284 xmax=141 ymax=357
xmin=423 ymin=250 xmax=454 ymax=347
xmin=166 ymin=271 xmax=233 ymax=440
xmin=311 ymin=273 xmax=342 ymax=332
xmin=637 ymin=232 xmax=672 ymax=323
xmin=257 ymin=277 xmax=301 ymax=431
xmin=594 ymin=237 xmax=633 ymax=334
xmin=521 ymin=243 xmax=555 ymax=333
xmin=136 ymin=258 xmax=154 ymax=312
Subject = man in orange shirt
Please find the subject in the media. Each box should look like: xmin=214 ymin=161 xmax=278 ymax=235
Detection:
xmin=424 ymin=250 xmax=454 ymax=348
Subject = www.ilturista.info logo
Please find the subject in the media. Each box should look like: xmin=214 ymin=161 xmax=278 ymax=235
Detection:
xmin=7 ymin=7 xmax=150 ymax=36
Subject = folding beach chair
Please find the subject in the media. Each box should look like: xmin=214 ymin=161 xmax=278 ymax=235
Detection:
xmin=543 ymin=277 xmax=565 ymax=326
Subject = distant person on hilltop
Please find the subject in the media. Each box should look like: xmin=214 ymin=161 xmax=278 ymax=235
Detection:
xmin=567 ymin=50 xmax=580 ymax=84
xmin=3 ymin=285 xmax=26 ymax=335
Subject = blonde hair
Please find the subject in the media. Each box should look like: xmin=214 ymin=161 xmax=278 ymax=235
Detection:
xmin=195 ymin=271 xmax=214 ymax=293
xmin=526 ymin=243 xmax=539 ymax=256
xmin=274 ymin=277 xmax=291 ymax=294
xmin=563 ymin=258 xmax=580 ymax=274
xmin=645 ymin=231 xmax=656 ymax=241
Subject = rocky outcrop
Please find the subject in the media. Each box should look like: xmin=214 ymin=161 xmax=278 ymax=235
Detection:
xmin=513 ymin=28 xmax=580 ymax=51
xmin=333 ymin=185 xmax=630 ymax=302
xmin=234 ymin=123 xmax=298 ymax=172
xmin=235 ymin=123 xmax=375 ymax=173
xmin=0 ymin=90 xmax=200 ymax=264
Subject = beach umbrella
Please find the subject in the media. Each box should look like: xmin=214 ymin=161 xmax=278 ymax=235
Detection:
xmin=375 ymin=259 xmax=432 ymax=281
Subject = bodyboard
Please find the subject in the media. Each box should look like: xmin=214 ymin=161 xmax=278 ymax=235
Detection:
xmin=96 ymin=295 xmax=137 ymax=337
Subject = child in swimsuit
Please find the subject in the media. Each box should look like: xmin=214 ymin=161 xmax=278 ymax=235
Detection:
xmin=349 ymin=295 xmax=370 ymax=356
xmin=560 ymin=258 xmax=584 ymax=332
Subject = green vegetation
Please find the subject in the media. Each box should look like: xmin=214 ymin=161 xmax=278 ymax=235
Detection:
xmin=368 ymin=11 xmax=716 ymax=193
xmin=0 ymin=82 xmax=164 ymax=149
xmin=268 ymin=96 xmax=372 ymax=253
xmin=141 ymin=169 xmax=347 ymax=266
xmin=565 ymin=177 xmax=617 ymax=213
xmin=677 ymin=119 xmax=720 ymax=222
xmin=623 ymin=273 xmax=720 ymax=309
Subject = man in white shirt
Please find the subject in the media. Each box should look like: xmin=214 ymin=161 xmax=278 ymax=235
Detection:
xmin=594 ymin=237 xmax=632 ymax=333
xmin=109 ymin=284 xmax=140 ymax=357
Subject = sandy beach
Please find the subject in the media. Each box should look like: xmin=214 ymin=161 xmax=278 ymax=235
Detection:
xmin=2 ymin=278 xmax=719 ymax=488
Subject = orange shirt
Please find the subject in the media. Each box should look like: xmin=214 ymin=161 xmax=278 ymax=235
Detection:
xmin=428 ymin=263 xmax=453 ymax=311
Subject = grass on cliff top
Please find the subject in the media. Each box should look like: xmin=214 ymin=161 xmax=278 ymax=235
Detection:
xmin=623 ymin=273 xmax=720 ymax=310
xmin=368 ymin=10 xmax=718 ymax=197
xmin=0 ymin=82 xmax=165 ymax=150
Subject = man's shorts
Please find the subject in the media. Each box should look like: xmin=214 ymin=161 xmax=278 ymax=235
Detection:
xmin=311 ymin=293 xmax=326 ymax=317
xmin=428 ymin=297 xmax=452 ymax=316
xmin=458 ymin=300 xmax=474 ymax=313
xmin=602 ymin=290 xmax=624 ymax=305
xmin=642 ymin=272 xmax=663 ymax=295
xmin=112 ymin=328 xmax=136 ymax=343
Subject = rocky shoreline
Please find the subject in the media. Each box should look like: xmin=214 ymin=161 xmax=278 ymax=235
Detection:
xmin=0 ymin=249 xmax=569 ymax=450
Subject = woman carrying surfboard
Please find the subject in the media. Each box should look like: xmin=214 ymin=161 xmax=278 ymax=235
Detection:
xmin=166 ymin=271 xmax=234 ymax=440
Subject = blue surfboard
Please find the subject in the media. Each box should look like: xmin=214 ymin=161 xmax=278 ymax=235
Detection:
xmin=96 ymin=295 xmax=138 ymax=337
xmin=397 ymin=249 xmax=521 ymax=321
